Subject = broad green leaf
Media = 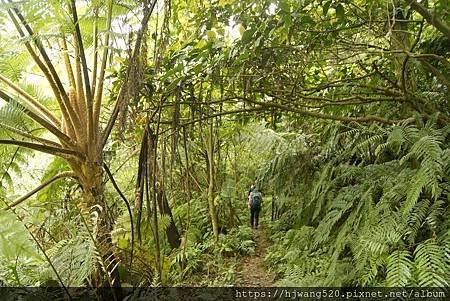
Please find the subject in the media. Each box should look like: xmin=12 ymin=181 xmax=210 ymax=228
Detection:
xmin=241 ymin=28 xmax=256 ymax=44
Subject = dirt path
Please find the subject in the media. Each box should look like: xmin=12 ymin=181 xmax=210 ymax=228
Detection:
xmin=238 ymin=224 xmax=275 ymax=286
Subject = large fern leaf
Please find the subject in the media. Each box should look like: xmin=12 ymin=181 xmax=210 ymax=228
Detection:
xmin=386 ymin=250 xmax=412 ymax=286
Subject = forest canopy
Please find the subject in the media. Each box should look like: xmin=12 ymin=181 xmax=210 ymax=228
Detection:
xmin=0 ymin=0 xmax=449 ymax=298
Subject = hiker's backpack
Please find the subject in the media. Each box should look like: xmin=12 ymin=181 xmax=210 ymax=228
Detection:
xmin=251 ymin=191 xmax=262 ymax=210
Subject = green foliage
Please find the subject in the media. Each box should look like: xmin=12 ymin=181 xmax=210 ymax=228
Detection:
xmin=1 ymin=0 xmax=450 ymax=290
xmin=216 ymin=226 xmax=255 ymax=256
xmin=265 ymin=118 xmax=450 ymax=287
xmin=0 ymin=210 xmax=44 ymax=286
xmin=0 ymin=196 xmax=121 ymax=287
xmin=386 ymin=250 xmax=412 ymax=287
xmin=36 ymin=157 xmax=72 ymax=205
xmin=43 ymin=229 xmax=96 ymax=286
xmin=413 ymin=240 xmax=449 ymax=287
xmin=168 ymin=225 xmax=254 ymax=285
xmin=0 ymin=100 xmax=29 ymax=133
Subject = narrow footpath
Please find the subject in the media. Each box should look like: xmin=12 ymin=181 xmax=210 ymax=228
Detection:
xmin=238 ymin=224 xmax=275 ymax=286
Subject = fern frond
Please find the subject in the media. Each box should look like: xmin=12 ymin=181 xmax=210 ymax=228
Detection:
xmin=403 ymin=170 xmax=428 ymax=217
xmin=425 ymin=200 xmax=444 ymax=230
xmin=413 ymin=240 xmax=448 ymax=287
xmin=386 ymin=250 xmax=412 ymax=286
xmin=0 ymin=100 xmax=29 ymax=133
xmin=406 ymin=199 xmax=430 ymax=243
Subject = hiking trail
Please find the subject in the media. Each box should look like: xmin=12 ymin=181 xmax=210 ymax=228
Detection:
xmin=238 ymin=224 xmax=275 ymax=286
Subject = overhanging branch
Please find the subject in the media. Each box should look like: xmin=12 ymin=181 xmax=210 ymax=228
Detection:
xmin=0 ymin=121 xmax=62 ymax=147
xmin=155 ymin=96 xmax=408 ymax=135
xmin=408 ymin=0 xmax=450 ymax=40
xmin=0 ymin=74 xmax=60 ymax=127
xmin=244 ymin=98 xmax=405 ymax=124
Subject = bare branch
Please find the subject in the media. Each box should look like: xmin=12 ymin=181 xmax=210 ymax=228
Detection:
xmin=419 ymin=59 xmax=450 ymax=88
xmin=9 ymin=4 xmax=71 ymax=105
xmin=70 ymin=0 xmax=94 ymax=147
xmin=93 ymin=0 xmax=113 ymax=132
xmin=58 ymin=36 xmax=76 ymax=89
xmin=2 ymin=171 xmax=76 ymax=210
xmin=7 ymin=8 xmax=81 ymax=137
xmin=156 ymin=108 xmax=267 ymax=134
xmin=0 ymin=122 xmax=62 ymax=147
xmin=0 ymin=90 xmax=74 ymax=145
xmin=244 ymin=98 xmax=406 ymax=124
xmin=91 ymin=8 xmax=99 ymax=96
xmin=0 ymin=74 xmax=60 ymax=126
xmin=0 ymin=139 xmax=83 ymax=159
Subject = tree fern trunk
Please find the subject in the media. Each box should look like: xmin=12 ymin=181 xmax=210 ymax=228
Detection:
xmin=76 ymin=161 xmax=122 ymax=298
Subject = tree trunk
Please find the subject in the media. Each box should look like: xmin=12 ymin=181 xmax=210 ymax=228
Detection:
xmin=271 ymin=195 xmax=275 ymax=222
xmin=74 ymin=161 xmax=122 ymax=299
xmin=390 ymin=6 xmax=415 ymax=89
xmin=206 ymin=122 xmax=219 ymax=240
xmin=159 ymin=137 xmax=181 ymax=249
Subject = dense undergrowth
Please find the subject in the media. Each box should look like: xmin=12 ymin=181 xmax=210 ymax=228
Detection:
xmin=0 ymin=209 xmax=256 ymax=287
xmin=1 ymin=0 xmax=450 ymax=292
xmin=3 ymin=117 xmax=449 ymax=288
xmin=264 ymin=116 xmax=450 ymax=287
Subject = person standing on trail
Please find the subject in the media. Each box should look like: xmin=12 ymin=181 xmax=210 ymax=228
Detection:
xmin=248 ymin=187 xmax=262 ymax=229
xmin=247 ymin=181 xmax=256 ymax=215
xmin=248 ymin=182 xmax=255 ymax=199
